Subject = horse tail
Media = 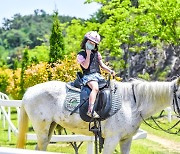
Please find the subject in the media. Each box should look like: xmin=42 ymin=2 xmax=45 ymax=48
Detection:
xmin=16 ymin=105 xmax=28 ymax=148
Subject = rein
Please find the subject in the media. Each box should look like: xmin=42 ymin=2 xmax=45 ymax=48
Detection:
xmin=140 ymin=114 xmax=180 ymax=134
xmin=132 ymin=83 xmax=180 ymax=135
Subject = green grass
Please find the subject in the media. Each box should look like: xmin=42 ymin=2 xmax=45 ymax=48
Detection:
xmin=0 ymin=108 xmax=180 ymax=153
xmin=130 ymin=139 xmax=179 ymax=154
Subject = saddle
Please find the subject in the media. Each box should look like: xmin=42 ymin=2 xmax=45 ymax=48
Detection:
xmin=70 ymin=72 xmax=112 ymax=122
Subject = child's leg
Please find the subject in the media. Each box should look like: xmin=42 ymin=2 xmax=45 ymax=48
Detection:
xmin=87 ymin=80 xmax=99 ymax=113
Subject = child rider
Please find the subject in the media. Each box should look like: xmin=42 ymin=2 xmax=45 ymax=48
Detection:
xmin=77 ymin=31 xmax=115 ymax=118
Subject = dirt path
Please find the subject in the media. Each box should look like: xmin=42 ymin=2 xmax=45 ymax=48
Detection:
xmin=147 ymin=133 xmax=180 ymax=153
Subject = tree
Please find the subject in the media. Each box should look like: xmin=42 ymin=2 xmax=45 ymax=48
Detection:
xmin=88 ymin=0 xmax=180 ymax=79
xmin=0 ymin=10 xmax=78 ymax=50
xmin=49 ymin=11 xmax=65 ymax=63
xmin=20 ymin=48 xmax=29 ymax=98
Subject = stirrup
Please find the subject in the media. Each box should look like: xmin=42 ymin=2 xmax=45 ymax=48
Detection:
xmin=89 ymin=119 xmax=101 ymax=132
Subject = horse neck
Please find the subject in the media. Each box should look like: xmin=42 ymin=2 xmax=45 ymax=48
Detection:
xmin=135 ymin=81 xmax=173 ymax=118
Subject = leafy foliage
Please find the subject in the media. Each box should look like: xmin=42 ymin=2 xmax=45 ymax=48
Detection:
xmin=28 ymin=44 xmax=50 ymax=63
xmin=88 ymin=0 xmax=180 ymax=78
xmin=98 ymin=0 xmax=180 ymax=51
xmin=64 ymin=19 xmax=101 ymax=55
xmin=49 ymin=11 xmax=65 ymax=62
xmin=4 ymin=53 xmax=80 ymax=99
xmin=20 ymin=49 xmax=29 ymax=98
xmin=0 ymin=68 xmax=12 ymax=93
xmin=0 ymin=10 xmax=79 ymax=49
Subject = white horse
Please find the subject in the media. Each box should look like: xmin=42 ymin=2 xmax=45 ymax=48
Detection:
xmin=16 ymin=77 xmax=180 ymax=154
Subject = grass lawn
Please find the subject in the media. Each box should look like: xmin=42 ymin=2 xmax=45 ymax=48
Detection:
xmin=0 ymin=107 xmax=180 ymax=153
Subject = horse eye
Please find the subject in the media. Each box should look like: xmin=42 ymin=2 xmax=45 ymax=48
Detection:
xmin=178 ymin=96 xmax=180 ymax=99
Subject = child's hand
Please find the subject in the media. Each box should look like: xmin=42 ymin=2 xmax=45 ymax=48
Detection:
xmin=86 ymin=49 xmax=91 ymax=55
xmin=110 ymin=70 xmax=116 ymax=76
xmin=112 ymin=71 xmax=116 ymax=76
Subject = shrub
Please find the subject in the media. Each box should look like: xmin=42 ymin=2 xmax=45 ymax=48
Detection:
xmin=50 ymin=53 xmax=80 ymax=82
xmin=6 ymin=68 xmax=21 ymax=99
xmin=24 ymin=62 xmax=49 ymax=89
xmin=3 ymin=53 xmax=80 ymax=99
xmin=0 ymin=68 xmax=13 ymax=94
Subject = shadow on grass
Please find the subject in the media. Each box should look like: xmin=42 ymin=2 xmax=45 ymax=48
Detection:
xmin=26 ymin=142 xmax=37 ymax=146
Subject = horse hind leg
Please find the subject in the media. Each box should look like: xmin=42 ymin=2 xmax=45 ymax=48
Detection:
xmin=47 ymin=121 xmax=57 ymax=141
xmin=33 ymin=121 xmax=57 ymax=151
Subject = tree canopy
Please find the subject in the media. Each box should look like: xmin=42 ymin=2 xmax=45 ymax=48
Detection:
xmin=0 ymin=9 xmax=82 ymax=50
xmin=0 ymin=0 xmax=179 ymax=80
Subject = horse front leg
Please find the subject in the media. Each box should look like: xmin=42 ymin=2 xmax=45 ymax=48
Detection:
xmin=120 ymin=137 xmax=132 ymax=154
xmin=103 ymin=136 xmax=120 ymax=154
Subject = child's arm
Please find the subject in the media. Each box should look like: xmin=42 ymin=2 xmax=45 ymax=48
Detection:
xmin=99 ymin=60 xmax=116 ymax=76
xmin=77 ymin=50 xmax=91 ymax=69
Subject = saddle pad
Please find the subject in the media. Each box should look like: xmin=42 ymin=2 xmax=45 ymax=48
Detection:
xmin=64 ymin=83 xmax=80 ymax=113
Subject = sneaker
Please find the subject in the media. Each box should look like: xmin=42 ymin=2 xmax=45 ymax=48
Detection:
xmin=87 ymin=111 xmax=100 ymax=118
xmin=87 ymin=111 xmax=92 ymax=117
xmin=92 ymin=111 xmax=100 ymax=118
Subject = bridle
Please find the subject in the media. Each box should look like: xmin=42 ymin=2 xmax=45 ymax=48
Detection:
xmin=132 ymin=82 xmax=180 ymax=135
xmin=172 ymin=84 xmax=180 ymax=116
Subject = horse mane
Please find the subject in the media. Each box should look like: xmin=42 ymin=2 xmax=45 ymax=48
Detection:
xmin=130 ymin=79 xmax=173 ymax=112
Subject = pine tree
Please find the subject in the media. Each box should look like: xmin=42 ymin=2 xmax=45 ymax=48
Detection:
xmin=49 ymin=11 xmax=65 ymax=63
xmin=20 ymin=48 xmax=29 ymax=98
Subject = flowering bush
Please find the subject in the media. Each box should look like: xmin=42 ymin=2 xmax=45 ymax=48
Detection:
xmin=6 ymin=68 xmax=21 ymax=99
xmin=2 ymin=53 xmax=80 ymax=99
xmin=0 ymin=68 xmax=13 ymax=94
xmin=24 ymin=62 xmax=49 ymax=88
xmin=50 ymin=54 xmax=80 ymax=82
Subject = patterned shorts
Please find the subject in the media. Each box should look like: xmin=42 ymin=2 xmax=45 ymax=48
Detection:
xmin=82 ymin=73 xmax=105 ymax=85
